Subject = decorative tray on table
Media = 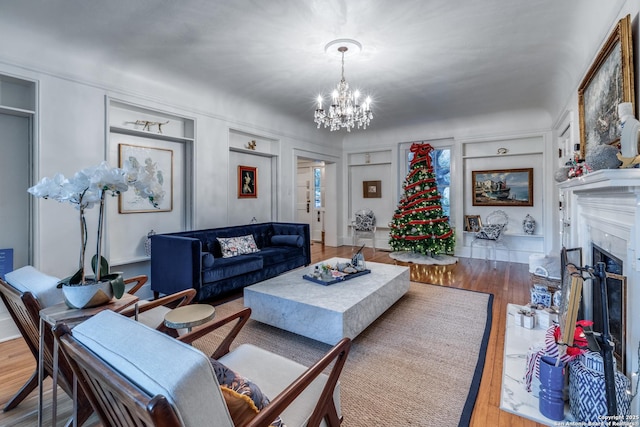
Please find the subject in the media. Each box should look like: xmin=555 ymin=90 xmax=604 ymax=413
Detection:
xmin=303 ymin=263 xmax=371 ymax=286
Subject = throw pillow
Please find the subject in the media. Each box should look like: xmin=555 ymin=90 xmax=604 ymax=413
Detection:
xmin=355 ymin=212 xmax=375 ymax=231
xmin=475 ymin=223 xmax=505 ymax=240
xmin=217 ymin=235 xmax=260 ymax=258
xmin=202 ymin=252 xmax=215 ymax=269
xmin=209 ymin=358 xmax=286 ymax=427
xmin=271 ymin=234 xmax=303 ymax=247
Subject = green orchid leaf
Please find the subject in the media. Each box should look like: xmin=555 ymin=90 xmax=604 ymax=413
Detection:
xmin=91 ymin=255 xmax=110 ymax=277
xmin=103 ymin=272 xmax=125 ymax=299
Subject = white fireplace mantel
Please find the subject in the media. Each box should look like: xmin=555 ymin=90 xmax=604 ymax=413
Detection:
xmin=558 ymin=168 xmax=640 ymax=415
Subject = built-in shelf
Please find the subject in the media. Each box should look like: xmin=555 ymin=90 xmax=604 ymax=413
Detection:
xmin=462 ymin=151 xmax=543 ymax=160
xmin=0 ymin=105 xmax=35 ymax=117
xmin=229 ymin=146 xmax=276 ymax=158
xmin=110 ymin=125 xmax=194 ymax=143
xmin=349 ymin=161 xmax=392 ymax=166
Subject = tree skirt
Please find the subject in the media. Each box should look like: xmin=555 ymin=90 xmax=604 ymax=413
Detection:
xmin=389 ymin=250 xmax=458 ymax=265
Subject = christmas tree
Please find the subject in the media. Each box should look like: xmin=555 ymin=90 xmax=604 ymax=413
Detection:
xmin=389 ymin=143 xmax=455 ymax=255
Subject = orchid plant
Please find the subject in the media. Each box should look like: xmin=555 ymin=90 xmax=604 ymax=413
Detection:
xmin=28 ymin=160 xmax=163 ymax=297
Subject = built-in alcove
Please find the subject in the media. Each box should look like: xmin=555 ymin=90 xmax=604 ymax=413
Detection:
xmin=460 ymin=134 xmax=546 ymax=263
xmin=347 ymin=149 xmax=393 ymax=250
xmin=106 ymin=97 xmax=195 ymax=266
xmin=227 ymin=129 xmax=279 ymax=225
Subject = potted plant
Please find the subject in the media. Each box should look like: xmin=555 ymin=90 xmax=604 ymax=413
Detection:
xmin=28 ymin=160 xmax=163 ymax=308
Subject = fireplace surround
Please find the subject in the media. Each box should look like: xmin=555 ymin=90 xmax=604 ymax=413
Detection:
xmin=558 ymin=169 xmax=640 ymax=414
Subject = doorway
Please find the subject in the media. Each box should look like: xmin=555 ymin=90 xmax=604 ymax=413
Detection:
xmin=295 ymin=152 xmax=339 ymax=247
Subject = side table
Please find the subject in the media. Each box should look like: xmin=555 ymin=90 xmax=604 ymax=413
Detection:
xmin=38 ymin=293 xmax=139 ymax=427
xmin=164 ymin=304 xmax=215 ymax=333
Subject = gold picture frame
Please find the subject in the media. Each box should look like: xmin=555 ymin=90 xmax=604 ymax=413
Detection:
xmin=238 ymin=165 xmax=257 ymax=198
xmin=472 ymin=168 xmax=533 ymax=207
xmin=578 ymin=14 xmax=635 ymax=160
xmin=464 ymin=215 xmax=482 ymax=232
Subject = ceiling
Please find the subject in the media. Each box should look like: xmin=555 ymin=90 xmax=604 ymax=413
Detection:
xmin=0 ymin=0 xmax=628 ymax=131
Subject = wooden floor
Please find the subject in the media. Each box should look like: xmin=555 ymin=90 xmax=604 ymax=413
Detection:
xmin=0 ymin=244 xmax=547 ymax=427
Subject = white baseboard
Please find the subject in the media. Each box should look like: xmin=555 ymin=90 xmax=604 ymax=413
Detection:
xmin=0 ymin=317 xmax=20 ymax=343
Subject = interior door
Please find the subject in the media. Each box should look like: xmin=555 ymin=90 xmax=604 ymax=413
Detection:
xmin=0 ymin=113 xmax=30 ymax=270
xmin=296 ymin=165 xmax=312 ymax=228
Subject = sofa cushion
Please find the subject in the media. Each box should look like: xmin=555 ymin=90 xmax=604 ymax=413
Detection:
xmin=5 ymin=266 xmax=63 ymax=308
xmin=475 ymin=223 xmax=505 ymax=240
xmin=218 ymin=235 xmax=260 ymax=258
xmin=271 ymin=235 xmax=303 ymax=247
xmin=202 ymin=255 xmax=263 ymax=284
xmin=209 ymin=358 xmax=285 ymax=427
xmin=258 ymin=247 xmax=302 ymax=266
xmin=72 ymin=310 xmax=233 ymax=427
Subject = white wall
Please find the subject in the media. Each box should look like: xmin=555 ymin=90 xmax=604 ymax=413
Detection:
xmin=0 ymin=55 xmax=342 ymax=285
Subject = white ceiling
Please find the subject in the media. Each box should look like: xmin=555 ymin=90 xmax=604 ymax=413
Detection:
xmin=0 ymin=0 xmax=628 ymax=131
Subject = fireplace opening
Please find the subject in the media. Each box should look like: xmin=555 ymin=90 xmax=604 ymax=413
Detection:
xmin=591 ymin=244 xmax=626 ymax=372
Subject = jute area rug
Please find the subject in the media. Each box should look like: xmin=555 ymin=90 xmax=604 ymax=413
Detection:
xmin=193 ymin=282 xmax=493 ymax=427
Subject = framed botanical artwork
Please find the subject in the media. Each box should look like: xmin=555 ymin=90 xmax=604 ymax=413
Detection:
xmin=464 ymin=215 xmax=482 ymax=232
xmin=578 ymin=14 xmax=634 ymax=160
xmin=238 ymin=165 xmax=257 ymax=198
xmin=472 ymin=168 xmax=533 ymax=207
xmin=118 ymin=143 xmax=173 ymax=213
xmin=363 ymin=180 xmax=381 ymax=198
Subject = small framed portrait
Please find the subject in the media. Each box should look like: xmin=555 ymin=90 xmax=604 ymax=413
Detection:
xmin=363 ymin=180 xmax=381 ymax=198
xmin=465 ymin=215 xmax=482 ymax=232
xmin=238 ymin=165 xmax=257 ymax=198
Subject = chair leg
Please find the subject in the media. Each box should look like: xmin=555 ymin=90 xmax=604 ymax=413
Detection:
xmin=3 ymin=369 xmax=40 ymax=411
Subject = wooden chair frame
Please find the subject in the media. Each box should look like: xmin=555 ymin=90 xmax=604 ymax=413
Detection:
xmin=55 ymin=307 xmax=351 ymax=427
xmin=0 ymin=274 xmax=192 ymax=416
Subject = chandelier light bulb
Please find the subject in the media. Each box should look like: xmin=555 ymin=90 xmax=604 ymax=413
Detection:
xmin=314 ymin=39 xmax=373 ymax=132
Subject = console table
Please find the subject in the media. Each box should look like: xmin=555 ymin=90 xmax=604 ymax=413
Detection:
xmin=500 ymin=303 xmax=573 ymax=425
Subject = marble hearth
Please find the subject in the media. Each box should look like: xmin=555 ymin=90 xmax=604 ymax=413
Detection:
xmin=558 ymin=169 xmax=640 ymax=415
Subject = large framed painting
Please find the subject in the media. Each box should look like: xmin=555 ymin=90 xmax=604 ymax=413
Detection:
xmin=238 ymin=165 xmax=257 ymax=198
xmin=578 ymin=14 xmax=635 ymax=160
xmin=472 ymin=168 xmax=533 ymax=207
xmin=118 ymin=143 xmax=173 ymax=213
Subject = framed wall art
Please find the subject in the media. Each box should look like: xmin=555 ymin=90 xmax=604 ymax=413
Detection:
xmin=472 ymin=168 xmax=533 ymax=207
xmin=118 ymin=143 xmax=173 ymax=213
xmin=578 ymin=14 xmax=635 ymax=160
xmin=363 ymin=180 xmax=381 ymax=198
xmin=464 ymin=215 xmax=482 ymax=232
xmin=238 ymin=165 xmax=257 ymax=198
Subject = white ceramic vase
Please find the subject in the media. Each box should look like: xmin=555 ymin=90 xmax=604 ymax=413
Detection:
xmin=62 ymin=281 xmax=114 ymax=309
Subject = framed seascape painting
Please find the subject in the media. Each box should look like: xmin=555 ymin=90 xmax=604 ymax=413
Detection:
xmin=472 ymin=168 xmax=533 ymax=207
xmin=578 ymin=14 xmax=634 ymax=160
xmin=238 ymin=165 xmax=257 ymax=198
xmin=118 ymin=144 xmax=173 ymax=213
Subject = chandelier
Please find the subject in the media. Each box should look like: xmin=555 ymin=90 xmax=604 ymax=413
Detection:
xmin=314 ymin=40 xmax=372 ymax=132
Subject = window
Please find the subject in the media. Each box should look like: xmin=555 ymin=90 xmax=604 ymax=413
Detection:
xmin=314 ymin=167 xmax=322 ymax=208
xmin=402 ymin=142 xmax=452 ymax=219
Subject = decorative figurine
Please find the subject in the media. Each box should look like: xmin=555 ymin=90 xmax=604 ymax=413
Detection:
xmin=523 ymin=214 xmax=536 ymax=235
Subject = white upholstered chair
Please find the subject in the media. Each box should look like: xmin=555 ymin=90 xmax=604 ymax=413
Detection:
xmin=351 ymin=208 xmax=376 ymax=254
xmin=470 ymin=210 xmax=510 ymax=268
xmin=54 ymin=308 xmax=351 ymax=427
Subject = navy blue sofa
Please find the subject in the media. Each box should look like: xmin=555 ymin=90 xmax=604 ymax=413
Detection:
xmin=150 ymin=222 xmax=310 ymax=301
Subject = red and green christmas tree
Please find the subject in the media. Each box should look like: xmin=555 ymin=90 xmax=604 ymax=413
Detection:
xmin=389 ymin=143 xmax=455 ymax=255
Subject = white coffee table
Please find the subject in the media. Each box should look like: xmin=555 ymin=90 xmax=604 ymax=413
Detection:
xmin=244 ymin=257 xmax=410 ymax=345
